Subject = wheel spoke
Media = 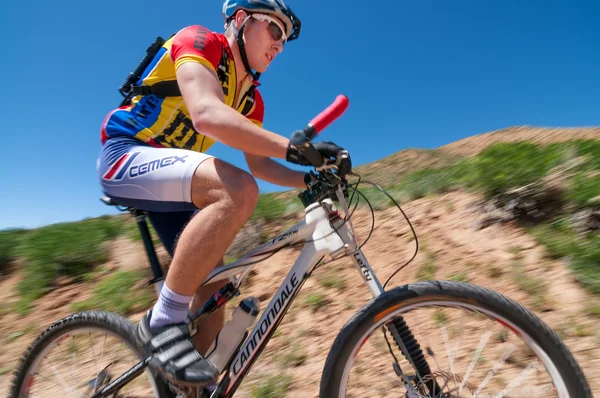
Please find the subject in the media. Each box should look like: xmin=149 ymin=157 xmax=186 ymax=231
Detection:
xmin=494 ymin=360 xmax=540 ymax=398
xmin=459 ymin=330 xmax=491 ymax=394
xmin=323 ymin=284 xmax=589 ymax=397
xmin=89 ymin=332 xmax=104 ymax=392
xmin=474 ymin=344 xmax=515 ymax=395
xmin=89 ymin=332 xmax=99 ymax=375
xmin=99 ymin=333 xmax=107 ymax=366
xmin=71 ymin=335 xmax=78 ymax=392
xmin=13 ymin=314 xmax=164 ymax=398
xmin=47 ymin=358 xmax=76 ymax=397
xmin=440 ymin=325 xmax=460 ymax=392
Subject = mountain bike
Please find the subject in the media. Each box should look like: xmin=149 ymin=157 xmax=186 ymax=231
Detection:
xmin=10 ymin=96 xmax=592 ymax=397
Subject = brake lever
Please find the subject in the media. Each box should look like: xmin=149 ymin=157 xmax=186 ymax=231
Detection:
xmin=317 ymin=150 xmax=351 ymax=177
xmin=319 ymin=167 xmax=343 ymax=186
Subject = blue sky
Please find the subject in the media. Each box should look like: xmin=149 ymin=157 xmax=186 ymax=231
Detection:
xmin=1 ymin=0 xmax=599 ymax=230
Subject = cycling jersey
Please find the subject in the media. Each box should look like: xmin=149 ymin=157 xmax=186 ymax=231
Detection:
xmin=100 ymin=25 xmax=265 ymax=152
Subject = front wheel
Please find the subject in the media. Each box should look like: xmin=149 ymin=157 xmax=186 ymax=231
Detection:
xmin=320 ymin=281 xmax=591 ymax=397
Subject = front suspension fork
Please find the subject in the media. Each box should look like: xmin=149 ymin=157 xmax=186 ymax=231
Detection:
xmin=387 ymin=316 xmax=443 ymax=397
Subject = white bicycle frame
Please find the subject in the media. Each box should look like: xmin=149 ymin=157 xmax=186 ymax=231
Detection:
xmin=201 ymin=188 xmax=385 ymax=397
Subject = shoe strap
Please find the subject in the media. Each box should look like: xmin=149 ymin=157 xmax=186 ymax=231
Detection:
xmin=150 ymin=324 xmax=191 ymax=350
xmin=156 ymin=339 xmax=198 ymax=365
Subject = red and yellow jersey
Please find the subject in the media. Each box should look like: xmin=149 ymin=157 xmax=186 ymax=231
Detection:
xmin=101 ymin=25 xmax=264 ymax=152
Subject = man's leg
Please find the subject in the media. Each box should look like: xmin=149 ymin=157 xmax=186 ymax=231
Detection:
xmin=148 ymin=216 xmax=230 ymax=354
xmin=190 ymin=268 xmax=228 ymax=354
xmin=100 ymin=143 xmax=257 ymax=385
xmin=158 ymin=157 xmax=258 ymax=297
xmin=142 ymin=158 xmax=257 ymax=384
xmin=148 ymin=157 xmax=257 ymax=334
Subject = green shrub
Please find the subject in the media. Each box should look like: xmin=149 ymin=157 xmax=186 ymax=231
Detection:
xmin=449 ymin=271 xmax=469 ymax=282
xmin=529 ymin=221 xmax=599 ymax=295
xmin=398 ymin=167 xmax=465 ymax=200
xmin=350 ymin=185 xmax=400 ymax=210
xmin=72 ymin=270 xmax=154 ymax=315
xmin=0 ymin=229 xmax=28 ymax=271
xmin=566 ymin=174 xmax=600 ymax=209
xmin=569 ymin=234 xmax=600 ymax=295
xmin=302 ymin=291 xmax=328 ymax=312
xmin=251 ymin=192 xmax=294 ymax=222
xmin=529 ymin=220 xmax=579 ymax=259
xmin=15 ymin=216 xmax=125 ymax=312
xmin=468 ymin=142 xmax=562 ymax=197
xmin=251 ymin=373 xmax=292 ymax=398
xmin=352 ymin=140 xmax=600 ymax=208
xmin=558 ymin=140 xmax=600 ymax=171
xmin=318 ymin=273 xmax=346 ymax=290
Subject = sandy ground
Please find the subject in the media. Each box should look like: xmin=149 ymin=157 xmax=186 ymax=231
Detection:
xmin=1 ymin=191 xmax=599 ymax=397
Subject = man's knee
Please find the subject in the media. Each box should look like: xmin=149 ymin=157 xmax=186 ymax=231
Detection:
xmin=191 ymin=158 xmax=258 ymax=216
xmin=232 ymin=170 xmax=259 ymax=216
xmin=215 ymin=165 xmax=258 ymax=217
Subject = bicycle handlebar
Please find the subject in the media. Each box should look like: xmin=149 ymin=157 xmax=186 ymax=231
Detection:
xmin=291 ymin=95 xmax=351 ymax=182
xmin=305 ymin=95 xmax=349 ymax=140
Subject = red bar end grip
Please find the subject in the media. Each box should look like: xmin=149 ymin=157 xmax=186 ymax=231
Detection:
xmin=309 ymin=95 xmax=349 ymax=135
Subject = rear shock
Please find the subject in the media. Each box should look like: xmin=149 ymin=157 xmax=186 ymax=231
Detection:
xmin=388 ymin=316 xmax=442 ymax=396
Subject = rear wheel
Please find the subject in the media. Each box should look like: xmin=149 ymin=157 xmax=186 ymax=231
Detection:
xmin=10 ymin=310 xmax=171 ymax=398
xmin=320 ymin=281 xmax=591 ymax=397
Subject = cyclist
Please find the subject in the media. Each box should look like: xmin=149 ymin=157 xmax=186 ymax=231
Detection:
xmin=97 ymin=0 xmax=351 ymax=387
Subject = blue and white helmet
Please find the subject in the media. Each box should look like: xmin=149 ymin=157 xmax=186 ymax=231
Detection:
xmin=222 ymin=0 xmax=301 ymax=42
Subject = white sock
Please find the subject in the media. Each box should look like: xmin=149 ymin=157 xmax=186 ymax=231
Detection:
xmin=149 ymin=284 xmax=193 ymax=330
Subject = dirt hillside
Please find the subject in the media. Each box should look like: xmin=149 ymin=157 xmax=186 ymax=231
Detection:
xmin=1 ymin=191 xmax=598 ymax=396
xmin=438 ymin=125 xmax=600 ymax=157
xmin=1 ymin=125 xmax=599 ymax=396
xmin=341 ymin=125 xmax=600 ymax=187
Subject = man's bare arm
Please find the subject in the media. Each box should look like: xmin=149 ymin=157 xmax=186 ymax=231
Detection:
xmin=176 ymin=61 xmax=289 ymax=159
xmin=244 ymin=152 xmax=307 ymax=188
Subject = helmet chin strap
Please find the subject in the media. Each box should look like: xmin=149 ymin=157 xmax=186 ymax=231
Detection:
xmin=235 ymin=19 xmax=261 ymax=81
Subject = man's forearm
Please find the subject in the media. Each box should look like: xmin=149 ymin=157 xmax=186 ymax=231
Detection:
xmin=194 ymin=102 xmax=290 ymax=159
xmin=247 ymin=155 xmax=306 ymax=189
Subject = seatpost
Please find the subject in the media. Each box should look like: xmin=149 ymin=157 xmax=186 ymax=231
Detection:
xmin=133 ymin=210 xmax=165 ymax=295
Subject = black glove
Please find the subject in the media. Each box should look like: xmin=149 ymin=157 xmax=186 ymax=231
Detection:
xmin=286 ymin=140 xmax=340 ymax=165
xmin=286 ymin=131 xmax=352 ymax=177
xmin=286 ymin=130 xmax=316 ymax=165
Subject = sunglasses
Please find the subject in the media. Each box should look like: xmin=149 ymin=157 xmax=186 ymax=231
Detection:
xmin=251 ymin=13 xmax=287 ymax=43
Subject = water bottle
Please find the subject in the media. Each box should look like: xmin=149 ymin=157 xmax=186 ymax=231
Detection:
xmin=206 ymin=296 xmax=260 ymax=372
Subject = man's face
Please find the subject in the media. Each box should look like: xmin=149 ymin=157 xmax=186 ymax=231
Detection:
xmin=241 ymin=13 xmax=286 ymax=73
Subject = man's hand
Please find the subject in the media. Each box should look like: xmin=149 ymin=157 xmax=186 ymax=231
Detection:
xmin=285 ymin=130 xmax=352 ymax=177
